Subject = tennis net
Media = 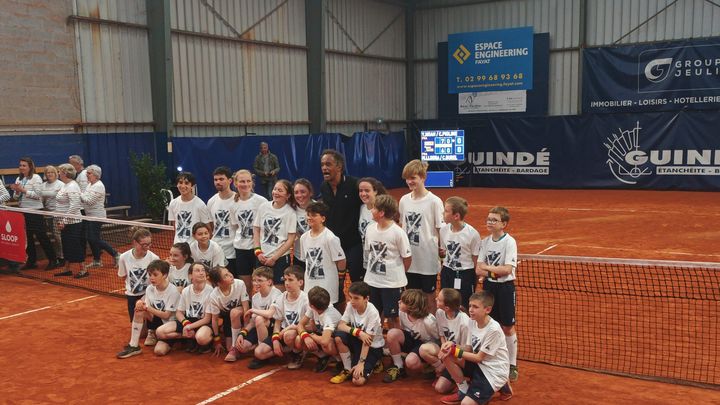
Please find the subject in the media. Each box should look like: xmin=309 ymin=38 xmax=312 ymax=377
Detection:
xmin=517 ymin=254 xmax=720 ymax=387
xmin=1 ymin=206 xmax=174 ymax=297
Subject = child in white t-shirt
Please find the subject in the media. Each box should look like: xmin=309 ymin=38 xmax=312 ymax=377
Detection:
xmin=477 ymin=206 xmax=519 ymax=382
xmin=231 ymin=169 xmax=267 ymax=293
xmin=421 ymin=288 xmax=471 ymax=390
xmin=155 ymin=262 xmax=214 ymax=355
xmin=190 ymin=222 xmax=226 ymax=268
xmin=299 ymin=201 xmax=346 ymax=305
xmin=330 ymin=281 xmax=385 ymax=386
xmin=116 ymin=259 xmax=180 ymax=359
xmin=383 ymin=289 xmax=439 ymax=383
xmin=440 ymin=196 xmax=481 ymax=310
xmin=236 ymin=266 xmax=283 ymax=368
xmin=168 ymin=172 xmax=212 ymax=244
xmin=253 ymin=179 xmax=297 ymax=289
xmin=253 ymin=266 xmax=308 ymax=369
xmin=399 ymin=159 xmax=444 ymax=313
xmin=357 ymin=177 xmax=388 ymax=274
xmin=206 ymin=266 xmax=250 ymax=360
xmin=438 ymin=291 xmax=513 ymax=404
xmin=168 ymin=242 xmax=192 ymax=292
xmin=363 ymin=194 xmax=411 ymax=329
xmin=297 ymin=286 xmax=342 ymax=372
xmin=117 ymin=227 xmax=160 ymax=323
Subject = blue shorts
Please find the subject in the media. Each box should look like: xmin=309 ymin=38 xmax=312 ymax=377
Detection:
xmin=333 ymin=331 xmax=383 ymax=377
xmin=441 ymin=362 xmax=495 ymax=404
xmin=369 ymin=286 xmax=401 ymax=319
xmin=400 ymin=330 xmax=423 ymax=358
xmin=483 ymin=279 xmax=516 ymax=327
xmin=406 ymin=273 xmax=438 ymax=294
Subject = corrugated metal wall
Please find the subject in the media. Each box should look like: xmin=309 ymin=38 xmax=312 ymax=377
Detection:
xmin=170 ymin=0 xmax=309 ymax=137
xmin=72 ymin=0 xmax=153 ymax=132
xmin=325 ymin=0 xmax=406 ymax=135
xmin=586 ymin=0 xmax=720 ymax=45
xmin=414 ymin=0 xmax=581 ymax=117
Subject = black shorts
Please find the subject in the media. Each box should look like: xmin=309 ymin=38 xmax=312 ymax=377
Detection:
xmin=440 ymin=266 xmax=477 ymax=310
xmin=147 ymin=316 xmax=163 ymax=331
xmin=270 ymin=255 xmax=291 ymax=285
xmin=406 ymin=273 xmax=438 ymax=294
xmin=333 ymin=331 xmax=383 ymax=378
xmin=483 ymin=279 xmax=516 ymax=327
xmin=220 ymin=311 xmax=232 ymax=336
xmin=465 ymin=365 xmax=496 ymax=404
xmin=245 ymin=318 xmax=274 ymax=345
xmin=174 ymin=317 xmax=201 ymax=334
xmin=400 ymin=330 xmax=423 ymax=358
xmin=261 ymin=331 xmax=289 ymax=348
xmin=441 ymin=361 xmax=475 ymax=383
xmin=234 ymin=248 xmax=257 ymax=277
xmin=369 ymin=286 xmax=401 ymax=318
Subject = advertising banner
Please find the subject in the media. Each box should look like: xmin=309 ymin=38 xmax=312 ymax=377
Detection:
xmin=0 ymin=210 xmax=27 ymax=263
xmin=583 ymin=37 xmax=720 ymax=113
xmin=423 ymin=110 xmax=720 ymax=190
xmin=448 ymin=27 xmax=534 ymax=93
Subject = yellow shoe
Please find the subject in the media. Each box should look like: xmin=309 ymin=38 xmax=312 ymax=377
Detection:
xmin=330 ymin=369 xmax=351 ymax=384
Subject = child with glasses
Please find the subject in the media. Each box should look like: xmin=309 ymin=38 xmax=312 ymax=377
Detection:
xmin=475 ymin=206 xmax=519 ymax=383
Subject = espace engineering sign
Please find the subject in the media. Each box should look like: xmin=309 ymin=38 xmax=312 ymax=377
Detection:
xmin=583 ymin=37 xmax=720 ymax=113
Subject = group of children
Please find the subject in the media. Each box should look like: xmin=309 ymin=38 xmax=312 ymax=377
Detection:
xmin=114 ymin=158 xmax=519 ymax=405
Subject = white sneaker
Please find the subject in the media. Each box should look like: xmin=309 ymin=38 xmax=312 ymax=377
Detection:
xmin=144 ymin=330 xmax=158 ymax=346
xmin=85 ymin=261 xmax=102 ymax=269
xmin=287 ymin=352 xmax=306 ymax=370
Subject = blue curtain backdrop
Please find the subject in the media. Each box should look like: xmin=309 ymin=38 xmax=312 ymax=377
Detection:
xmin=0 ymin=132 xmax=155 ymax=215
xmin=172 ymin=131 xmax=407 ymax=201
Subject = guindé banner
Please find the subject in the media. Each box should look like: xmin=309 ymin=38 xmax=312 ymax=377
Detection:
xmin=583 ymin=37 xmax=720 ymax=113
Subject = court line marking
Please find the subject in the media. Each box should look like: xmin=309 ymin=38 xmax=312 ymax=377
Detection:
xmin=0 ymin=294 xmax=98 ymax=321
xmin=196 ymin=367 xmax=284 ymax=405
xmin=535 ymin=244 xmax=558 ymax=255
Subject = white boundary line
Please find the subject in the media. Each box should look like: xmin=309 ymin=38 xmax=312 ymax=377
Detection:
xmin=535 ymin=244 xmax=558 ymax=255
xmin=0 ymin=294 xmax=98 ymax=321
xmin=195 ymin=367 xmax=284 ymax=405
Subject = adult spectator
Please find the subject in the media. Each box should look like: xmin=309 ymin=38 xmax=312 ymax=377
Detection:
xmin=81 ymin=164 xmax=119 ymax=268
xmin=53 ymin=163 xmax=87 ymax=278
xmin=253 ymin=142 xmax=280 ymax=200
xmin=319 ymin=149 xmax=363 ymax=305
xmin=10 ymin=157 xmax=58 ymax=270
xmin=69 ymin=155 xmax=88 ymax=192
xmin=40 ymin=165 xmax=65 ymax=268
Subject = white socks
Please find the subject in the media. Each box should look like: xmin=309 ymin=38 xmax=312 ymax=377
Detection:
xmin=391 ymin=354 xmax=404 ymax=369
xmin=506 ymin=334 xmax=518 ymax=366
xmin=129 ymin=320 xmax=143 ymax=347
xmin=340 ymin=352 xmax=352 ymax=370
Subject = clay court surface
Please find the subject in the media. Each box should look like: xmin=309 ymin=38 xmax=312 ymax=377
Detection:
xmin=2 ymin=188 xmax=719 ymax=404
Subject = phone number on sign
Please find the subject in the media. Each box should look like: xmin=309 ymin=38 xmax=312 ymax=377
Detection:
xmin=456 ymin=73 xmax=524 ymax=83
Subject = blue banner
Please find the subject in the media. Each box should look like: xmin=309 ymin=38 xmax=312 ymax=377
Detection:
xmin=583 ymin=37 xmax=720 ymax=113
xmin=172 ymin=132 xmax=406 ymax=201
xmin=420 ymin=110 xmax=720 ymax=191
xmin=448 ymin=27 xmax=534 ymax=93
